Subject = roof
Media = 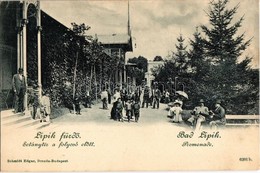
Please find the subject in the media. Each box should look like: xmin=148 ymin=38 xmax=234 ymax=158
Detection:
xmin=125 ymin=62 xmax=137 ymax=66
xmin=97 ymin=34 xmax=131 ymax=45
xmin=148 ymin=61 xmax=165 ymax=65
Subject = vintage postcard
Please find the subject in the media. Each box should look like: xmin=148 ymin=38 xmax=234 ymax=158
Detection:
xmin=0 ymin=0 xmax=259 ymax=172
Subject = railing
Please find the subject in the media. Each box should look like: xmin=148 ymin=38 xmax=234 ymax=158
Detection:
xmin=225 ymin=115 xmax=259 ymax=126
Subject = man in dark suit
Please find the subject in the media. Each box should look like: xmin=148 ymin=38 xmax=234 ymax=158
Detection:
xmin=209 ymin=100 xmax=226 ymax=129
xmin=142 ymin=86 xmax=150 ymax=108
xmin=152 ymin=87 xmax=161 ymax=109
xmin=12 ymin=68 xmax=27 ymax=113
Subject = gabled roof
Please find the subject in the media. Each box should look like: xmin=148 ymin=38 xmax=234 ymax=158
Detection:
xmin=97 ymin=34 xmax=131 ymax=45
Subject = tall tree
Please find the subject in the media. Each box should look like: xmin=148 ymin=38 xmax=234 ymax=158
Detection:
xmin=174 ymin=34 xmax=189 ymax=75
xmin=200 ymin=0 xmax=255 ymax=113
xmin=188 ymin=27 xmax=208 ymax=78
xmin=185 ymin=28 xmax=209 ymax=105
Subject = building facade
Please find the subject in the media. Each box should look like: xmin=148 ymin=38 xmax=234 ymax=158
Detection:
xmin=145 ymin=60 xmax=164 ymax=88
xmin=0 ymin=1 xmax=133 ymax=109
xmin=0 ymin=1 xmax=68 ymax=109
xmin=98 ymin=34 xmax=133 ymax=89
xmin=97 ymin=1 xmax=133 ymax=90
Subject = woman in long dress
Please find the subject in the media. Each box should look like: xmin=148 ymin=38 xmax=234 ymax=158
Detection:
xmin=110 ymin=89 xmax=121 ymax=120
xmin=168 ymin=100 xmax=183 ymax=123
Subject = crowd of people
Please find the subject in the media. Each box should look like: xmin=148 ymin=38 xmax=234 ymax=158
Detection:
xmin=12 ymin=68 xmax=225 ymax=128
xmin=101 ymin=85 xmax=167 ymax=123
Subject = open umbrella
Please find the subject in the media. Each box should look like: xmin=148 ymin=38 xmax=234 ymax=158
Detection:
xmin=176 ymin=91 xmax=188 ymax=99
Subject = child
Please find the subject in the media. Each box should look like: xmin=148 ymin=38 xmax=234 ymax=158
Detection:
xmin=31 ymin=90 xmax=39 ymax=120
xmin=125 ymin=98 xmax=133 ymax=122
xmin=133 ymin=100 xmax=141 ymax=123
xmin=38 ymin=92 xmax=51 ymax=123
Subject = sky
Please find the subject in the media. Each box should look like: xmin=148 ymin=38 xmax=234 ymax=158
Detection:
xmin=41 ymin=0 xmax=259 ymax=68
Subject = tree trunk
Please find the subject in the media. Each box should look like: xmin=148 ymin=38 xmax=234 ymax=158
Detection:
xmin=72 ymin=52 xmax=78 ymax=114
xmin=100 ymin=62 xmax=102 ymax=92
xmin=94 ymin=64 xmax=97 ymax=101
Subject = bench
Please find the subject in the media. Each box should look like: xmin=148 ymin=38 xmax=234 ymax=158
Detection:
xmin=225 ymin=115 xmax=259 ymax=126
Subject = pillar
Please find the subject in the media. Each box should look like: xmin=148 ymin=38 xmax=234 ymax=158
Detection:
xmin=37 ymin=0 xmax=42 ymax=98
xmin=22 ymin=1 xmax=28 ymax=111
xmin=118 ymin=48 xmax=123 ymax=88
xmin=22 ymin=2 xmax=27 ymax=80
xmin=17 ymin=30 xmax=21 ymax=69
xmin=123 ymin=51 xmax=127 ymax=84
xmin=115 ymin=69 xmax=118 ymax=86
xmin=124 ymin=66 xmax=126 ymax=84
xmin=119 ymin=69 xmax=122 ymax=89
xmin=16 ymin=3 xmax=21 ymax=70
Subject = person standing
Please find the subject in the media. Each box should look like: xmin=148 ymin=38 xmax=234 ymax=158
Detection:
xmin=107 ymin=88 xmax=111 ymax=104
xmin=140 ymin=87 xmax=144 ymax=105
xmin=100 ymin=88 xmax=108 ymax=109
xmin=85 ymin=89 xmax=92 ymax=108
xmin=142 ymin=86 xmax=150 ymax=108
xmin=120 ymin=87 xmax=127 ymax=106
xmin=116 ymin=98 xmax=124 ymax=122
xmin=73 ymin=93 xmax=81 ymax=114
xmin=165 ymin=90 xmax=170 ymax=104
xmin=152 ymin=87 xmax=161 ymax=109
xmin=209 ymin=100 xmax=226 ymax=129
xmin=110 ymin=89 xmax=121 ymax=120
xmin=12 ymin=68 xmax=26 ymax=113
xmin=133 ymin=88 xmax=140 ymax=103
xmin=125 ymin=98 xmax=133 ymax=122
xmin=113 ymin=89 xmax=121 ymax=102
xmin=133 ymin=99 xmax=141 ymax=122
xmin=32 ymin=91 xmax=40 ymax=119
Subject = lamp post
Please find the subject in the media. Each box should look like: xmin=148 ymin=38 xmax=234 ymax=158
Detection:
xmin=167 ymin=78 xmax=172 ymax=93
xmin=127 ymin=77 xmax=130 ymax=93
xmin=159 ymin=82 xmax=165 ymax=92
xmin=175 ymin=77 xmax=178 ymax=95
xmin=178 ymin=82 xmax=185 ymax=92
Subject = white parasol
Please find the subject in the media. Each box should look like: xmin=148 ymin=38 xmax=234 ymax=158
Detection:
xmin=176 ymin=91 xmax=188 ymax=99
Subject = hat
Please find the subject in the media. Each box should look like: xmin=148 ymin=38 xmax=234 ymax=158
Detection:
xmin=199 ymin=99 xmax=204 ymax=103
xmin=173 ymin=100 xmax=182 ymax=105
xmin=215 ymin=100 xmax=221 ymax=104
xmin=18 ymin=68 xmax=23 ymax=72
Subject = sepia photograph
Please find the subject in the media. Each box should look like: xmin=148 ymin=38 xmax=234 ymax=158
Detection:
xmin=0 ymin=0 xmax=259 ymax=171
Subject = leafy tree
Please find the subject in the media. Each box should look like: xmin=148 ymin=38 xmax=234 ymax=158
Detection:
xmin=153 ymin=56 xmax=163 ymax=61
xmin=128 ymin=56 xmax=148 ymax=72
xmin=153 ymin=34 xmax=191 ymax=95
xmin=127 ymin=56 xmax=148 ymax=85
